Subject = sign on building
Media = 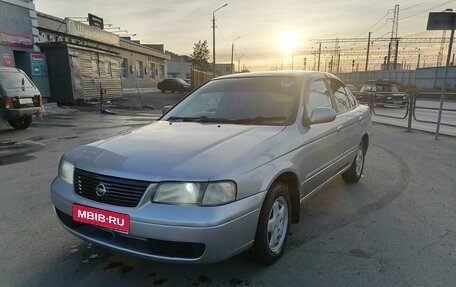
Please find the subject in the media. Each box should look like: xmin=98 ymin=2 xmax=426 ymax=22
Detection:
xmin=88 ymin=13 xmax=104 ymax=29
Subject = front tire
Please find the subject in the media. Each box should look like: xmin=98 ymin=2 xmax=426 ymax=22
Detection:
xmin=342 ymin=141 xmax=366 ymax=183
xmin=252 ymin=182 xmax=291 ymax=265
xmin=8 ymin=116 xmax=33 ymax=130
xmin=160 ymin=89 xmax=166 ymax=93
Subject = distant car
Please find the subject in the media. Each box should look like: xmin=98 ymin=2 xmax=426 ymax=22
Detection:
xmin=157 ymin=78 xmax=191 ymax=93
xmin=0 ymin=67 xmax=43 ymax=129
xmin=355 ymin=80 xmax=407 ymax=108
xmin=51 ymin=71 xmax=372 ymax=264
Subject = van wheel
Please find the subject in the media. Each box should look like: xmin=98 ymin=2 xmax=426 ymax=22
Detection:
xmin=8 ymin=116 xmax=33 ymax=130
xmin=252 ymin=182 xmax=290 ymax=265
xmin=342 ymin=141 xmax=365 ymax=183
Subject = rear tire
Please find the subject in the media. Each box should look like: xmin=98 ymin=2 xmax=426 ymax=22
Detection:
xmin=8 ymin=116 xmax=33 ymax=130
xmin=342 ymin=141 xmax=365 ymax=183
xmin=252 ymin=182 xmax=291 ymax=265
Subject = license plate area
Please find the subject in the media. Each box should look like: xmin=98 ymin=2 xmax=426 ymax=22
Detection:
xmin=72 ymin=204 xmax=130 ymax=233
xmin=18 ymin=98 xmax=33 ymax=105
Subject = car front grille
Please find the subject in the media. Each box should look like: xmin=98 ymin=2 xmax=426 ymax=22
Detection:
xmin=74 ymin=169 xmax=151 ymax=207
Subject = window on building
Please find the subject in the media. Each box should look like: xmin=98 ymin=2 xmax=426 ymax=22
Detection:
xmin=159 ymin=65 xmax=165 ymax=79
xmin=105 ymin=61 xmax=112 ymax=77
xmin=121 ymin=58 xmax=128 ymax=79
xmin=150 ymin=63 xmax=156 ymax=78
xmin=91 ymin=59 xmax=100 ymax=77
xmin=136 ymin=60 xmax=144 ymax=78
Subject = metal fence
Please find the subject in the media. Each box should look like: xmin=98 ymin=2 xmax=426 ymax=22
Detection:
xmin=366 ymin=92 xmax=456 ymax=136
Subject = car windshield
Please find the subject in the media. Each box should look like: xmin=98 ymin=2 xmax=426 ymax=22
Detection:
xmin=162 ymin=76 xmax=302 ymax=125
xmin=0 ymin=70 xmax=35 ymax=89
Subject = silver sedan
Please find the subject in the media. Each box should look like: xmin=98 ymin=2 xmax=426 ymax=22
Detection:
xmin=51 ymin=71 xmax=372 ymax=264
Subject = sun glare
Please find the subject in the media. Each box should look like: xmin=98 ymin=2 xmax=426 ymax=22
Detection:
xmin=278 ymin=31 xmax=298 ymax=54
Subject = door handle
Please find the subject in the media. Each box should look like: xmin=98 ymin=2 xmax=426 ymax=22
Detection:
xmin=336 ymin=125 xmax=343 ymax=132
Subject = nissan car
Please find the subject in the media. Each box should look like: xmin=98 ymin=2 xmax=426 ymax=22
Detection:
xmin=50 ymin=71 xmax=372 ymax=264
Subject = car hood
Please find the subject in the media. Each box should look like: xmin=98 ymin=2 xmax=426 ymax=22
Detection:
xmin=67 ymin=121 xmax=286 ymax=181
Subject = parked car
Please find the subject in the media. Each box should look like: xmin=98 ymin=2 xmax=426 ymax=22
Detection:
xmin=157 ymin=78 xmax=191 ymax=93
xmin=354 ymin=80 xmax=407 ymax=107
xmin=0 ymin=67 xmax=43 ymax=129
xmin=51 ymin=71 xmax=372 ymax=264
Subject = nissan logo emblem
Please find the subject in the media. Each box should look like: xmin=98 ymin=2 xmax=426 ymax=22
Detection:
xmin=95 ymin=183 xmax=107 ymax=197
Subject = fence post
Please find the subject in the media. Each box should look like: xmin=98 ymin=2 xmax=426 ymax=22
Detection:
xmin=407 ymin=93 xmax=414 ymax=132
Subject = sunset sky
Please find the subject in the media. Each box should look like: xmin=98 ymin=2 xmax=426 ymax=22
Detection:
xmin=34 ymin=0 xmax=455 ymax=71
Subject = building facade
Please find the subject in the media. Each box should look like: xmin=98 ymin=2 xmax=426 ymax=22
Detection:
xmin=117 ymin=39 xmax=169 ymax=89
xmin=0 ymin=0 xmax=50 ymax=98
xmin=37 ymin=12 xmax=169 ymax=103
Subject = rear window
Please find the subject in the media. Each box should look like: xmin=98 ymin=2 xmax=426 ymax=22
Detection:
xmin=0 ymin=70 xmax=35 ymax=89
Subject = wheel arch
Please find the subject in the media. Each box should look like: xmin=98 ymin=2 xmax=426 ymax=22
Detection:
xmin=270 ymin=172 xmax=300 ymax=224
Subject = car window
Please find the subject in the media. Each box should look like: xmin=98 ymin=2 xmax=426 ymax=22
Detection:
xmin=163 ymin=76 xmax=302 ymax=125
xmin=0 ymin=70 xmax=35 ymax=89
xmin=328 ymin=79 xmax=354 ymax=113
xmin=306 ymin=78 xmax=332 ymax=114
xmin=345 ymin=87 xmax=358 ymax=107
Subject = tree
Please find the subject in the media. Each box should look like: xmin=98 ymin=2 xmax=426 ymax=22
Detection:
xmin=190 ymin=40 xmax=210 ymax=71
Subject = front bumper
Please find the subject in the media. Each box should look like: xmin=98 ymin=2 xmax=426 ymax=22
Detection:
xmin=50 ymin=177 xmax=265 ymax=263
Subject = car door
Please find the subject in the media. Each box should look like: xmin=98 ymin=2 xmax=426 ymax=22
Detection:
xmin=326 ymin=77 xmax=363 ymax=171
xmin=297 ymin=76 xmax=341 ymax=198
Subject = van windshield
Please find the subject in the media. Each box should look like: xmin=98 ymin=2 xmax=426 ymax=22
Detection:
xmin=0 ymin=70 xmax=35 ymax=89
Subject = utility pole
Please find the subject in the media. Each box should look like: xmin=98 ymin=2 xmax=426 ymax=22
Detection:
xmin=317 ymin=42 xmax=321 ymax=71
xmin=212 ymin=4 xmax=228 ymax=77
xmin=417 ymin=54 xmax=421 ymax=69
xmin=365 ymin=32 xmax=371 ymax=71
xmin=335 ymin=38 xmax=340 ymax=72
xmin=337 ymin=53 xmax=341 ymax=73
xmin=230 ymin=36 xmax=241 ymax=74
xmin=394 ymin=39 xmax=399 ymax=69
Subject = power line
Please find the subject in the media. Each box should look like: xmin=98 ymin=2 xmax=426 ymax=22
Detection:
xmin=358 ymin=13 xmax=389 ymax=36
xmin=400 ymin=0 xmax=455 ymax=21
xmin=401 ymin=1 xmax=426 ymax=12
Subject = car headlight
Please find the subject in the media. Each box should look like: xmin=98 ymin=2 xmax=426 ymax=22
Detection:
xmin=153 ymin=181 xmax=236 ymax=206
xmin=58 ymin=158 xmax=74 ymax=184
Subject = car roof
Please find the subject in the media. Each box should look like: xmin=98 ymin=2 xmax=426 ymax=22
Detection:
xmin=365 ymin=80 xmax=398 ymax=85
xmin=214 ymin=70 xmax=340 ymax=81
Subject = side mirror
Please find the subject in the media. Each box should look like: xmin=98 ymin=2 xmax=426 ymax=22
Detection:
xmin=162 ymin=105 xmax=173 ymax=115
xmin=308 ymin=107 xmax=336 ymax=125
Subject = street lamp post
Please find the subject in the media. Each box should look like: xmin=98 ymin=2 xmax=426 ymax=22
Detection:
xmin=238 ymin=54 xmax=244 ymax=73
xmin=212 ymin=3 xmax=228 ymax=77
xmin=231 ymin=36 xmax=241 ymax=74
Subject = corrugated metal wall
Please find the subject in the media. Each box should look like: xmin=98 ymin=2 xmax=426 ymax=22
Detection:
xmin=68 ymin=46 xmax=122 ymax=101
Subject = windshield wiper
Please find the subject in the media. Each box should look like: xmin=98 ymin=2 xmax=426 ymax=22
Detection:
xmin=233 ymin=116 xmax=288 ymax=124
xmin=167 ymin=116 xmax=234 ymax=123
